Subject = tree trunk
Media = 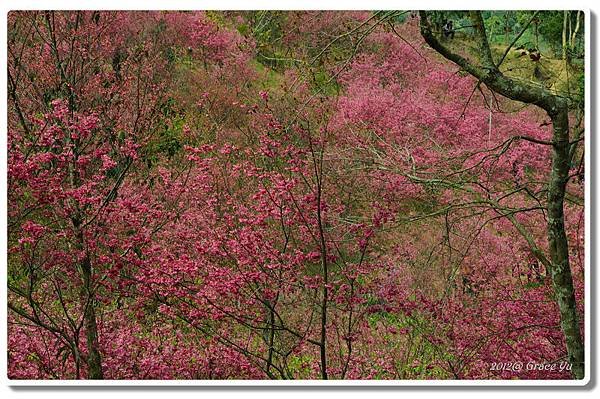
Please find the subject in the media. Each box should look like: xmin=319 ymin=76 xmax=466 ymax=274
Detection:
xmin=318 ymin=187 xmax=329 ymax=380
xmin=570 ymin=11 xmax=582 ymax=54
xmin=547 ymin=104 xmax=584 ymax=379
xmin=73 ymin=220 xmax=104 ymax=380
xmin=562 ymin=11 xmax=569 ymax=62
xmin=81 ymin=253 xmax=104 ymax=379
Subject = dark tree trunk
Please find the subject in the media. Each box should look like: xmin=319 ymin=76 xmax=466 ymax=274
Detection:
xmin=546 ymin=105 xmax=584 ymax=379
xmin=81 ymin=253 xmax=104 ymax=379
xmin=73 ymin=220 xmax=104 ymax=380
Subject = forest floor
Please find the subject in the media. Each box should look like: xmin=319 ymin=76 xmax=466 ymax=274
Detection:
xmin=441 ymin=35 xmax=581 ymax=98
xmin=491 ymin=43 xmax=582 ymax=97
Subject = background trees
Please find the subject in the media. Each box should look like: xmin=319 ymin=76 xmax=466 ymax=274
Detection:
xmin=7 ymin=10 xmax=585 ymax=380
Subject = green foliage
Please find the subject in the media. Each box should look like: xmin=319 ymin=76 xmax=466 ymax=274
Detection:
xmin=142 ymin=98 xmax=185 ymax=166
xmin=252 ymin=60 xmax=283 ymax=90
xmin=286 ymin=354 xmax=314 ymax=378
xmin=482 ymin=11 xmax=584 ymax=58
xmin=368 ymin=311 xmax=452 ymax=379
xmin=310 ymin=70 xmax=340 ymax=96
xmin=243 ymin=11 xmax=287 ymax=70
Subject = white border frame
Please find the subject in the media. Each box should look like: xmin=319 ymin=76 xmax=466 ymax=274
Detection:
xmin=0 ymin=1 xmax=592 ymax=387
